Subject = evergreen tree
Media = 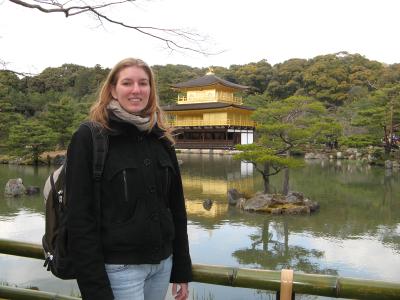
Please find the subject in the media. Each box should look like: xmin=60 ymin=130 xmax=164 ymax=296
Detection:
xmin=235 ymin=96 xmax=336 ymax=194
xmin=7 ymin=118 xmax=57 ymax=165
xmin=41 ymin=97 xmax=76 ymax=148
xmin=0 ymin=100 xmax=23 ymax=151
xmin=349 ymin=85 xmax=400 ymax=153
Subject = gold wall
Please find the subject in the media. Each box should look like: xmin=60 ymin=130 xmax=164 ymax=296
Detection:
xmin=177 ymin=85 xmax=242 ymax=105
xmin=203 ymin=112 xmax=227 ymax=124
xmin=187 ymin=90 xmax=215 ymax=102
xmin=166 ymin=108 xmax=255 ymax=127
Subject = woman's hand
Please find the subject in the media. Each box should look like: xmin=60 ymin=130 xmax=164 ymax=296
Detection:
xmin=172 ymin=283 xmax=189 ymax=300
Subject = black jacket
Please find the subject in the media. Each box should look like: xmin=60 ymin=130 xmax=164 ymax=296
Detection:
xmin=66 ymin=117 xmax=192 ymax=300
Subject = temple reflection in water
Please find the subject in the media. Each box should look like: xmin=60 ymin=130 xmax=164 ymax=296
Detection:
xmin=179 ymin=153 xmax=261 ymax=218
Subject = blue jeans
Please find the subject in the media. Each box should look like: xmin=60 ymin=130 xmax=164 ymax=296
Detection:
xmin=105 ymin=255 xmax=172 ymax=300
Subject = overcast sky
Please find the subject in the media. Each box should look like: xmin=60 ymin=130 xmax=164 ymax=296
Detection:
xmin=1 ymin=0 xmax=400 ymax=73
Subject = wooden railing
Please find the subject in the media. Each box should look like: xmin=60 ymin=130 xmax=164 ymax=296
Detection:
xmin=175 ymin=140 xmax=235 ymax=149
xmin=177 ymin=96 xmax=243 ymax=105
xmin=1 ymin=238 xmax=400 ymax=300
xmin=0 ymin=285 xmax=80 ymax=300
xmin=168 ymin=119 xmax=255 ymax=127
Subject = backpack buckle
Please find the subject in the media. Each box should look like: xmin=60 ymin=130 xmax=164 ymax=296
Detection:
xmin=43 ymin=252 xmax=54 ymax=271
xmin=57 ymin=190 xmax=63 ymax=203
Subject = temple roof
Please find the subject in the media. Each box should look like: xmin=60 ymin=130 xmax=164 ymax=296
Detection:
xmin=162 ymin=102 xmax=255 ymax=111
xmin=171 ymin=74 xmax=249 ymax=90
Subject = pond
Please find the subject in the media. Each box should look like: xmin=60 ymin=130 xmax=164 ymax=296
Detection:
xmin=0 ymin=155 xmax=399 ymax=300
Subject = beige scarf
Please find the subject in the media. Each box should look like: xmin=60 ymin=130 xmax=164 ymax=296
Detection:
xmin=107 ymin=100 xmax=155 ymax=132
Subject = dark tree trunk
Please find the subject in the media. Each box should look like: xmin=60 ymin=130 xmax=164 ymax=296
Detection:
xmin=32 ymin=146 xmax=39 ymax=166
xmin=282 ymin=168 xmax=289 ymax=195
xmin=282 ymin=150 xmax=290 ymax=195
xmin=263 ymin=162 xmax=271 ymax=194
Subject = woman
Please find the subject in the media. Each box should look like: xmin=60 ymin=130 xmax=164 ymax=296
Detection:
xmin=66 ymin=58 xmax=192 ymax=300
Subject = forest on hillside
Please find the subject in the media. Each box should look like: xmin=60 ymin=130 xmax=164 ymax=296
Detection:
xmin=0 ymin=52 xmax=399 ymax=163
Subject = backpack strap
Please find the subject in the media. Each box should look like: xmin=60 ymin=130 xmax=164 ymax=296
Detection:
xmin=81 ymin=121 xmax=109 ymax=228
xmin=81 ymin=121 xmax=109 ymax=181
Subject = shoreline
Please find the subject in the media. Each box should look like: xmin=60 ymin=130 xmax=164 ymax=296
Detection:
xmin=0 ymin=147 xmax=399 ymax=169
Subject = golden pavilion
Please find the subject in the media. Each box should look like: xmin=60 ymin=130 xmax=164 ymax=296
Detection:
xmin=162 ymin=71 xmax=255 ymax=149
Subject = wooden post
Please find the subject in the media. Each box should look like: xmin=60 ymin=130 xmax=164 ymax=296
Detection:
xmin=280 ymin=269 xmax=293 ymax=300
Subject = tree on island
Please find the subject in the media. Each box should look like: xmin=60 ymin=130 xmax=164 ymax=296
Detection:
xmin=235 ymin=96 xmax=341 ymax=195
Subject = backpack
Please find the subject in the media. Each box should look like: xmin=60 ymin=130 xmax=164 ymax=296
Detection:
xmin=42 ymin=121 xmax=109 ymax=279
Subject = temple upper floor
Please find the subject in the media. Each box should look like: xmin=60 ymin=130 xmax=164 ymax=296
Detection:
xmin=172 ymin=73 xmax=248 ymax=105
xmin=177 ymin=89 xmax=243 ymax=105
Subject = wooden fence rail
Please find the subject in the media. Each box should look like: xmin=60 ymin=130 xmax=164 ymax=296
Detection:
xmin=0 ymin=285 xmax=80 ymax=300
xmin=1 ymin=238 xmax=400 ymax=300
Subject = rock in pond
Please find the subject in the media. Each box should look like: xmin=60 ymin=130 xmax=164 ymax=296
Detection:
xmin=5 ymin=178 xmax=26 ymax=197
xmin=26 ymin=186 xmax=40 ymax=195
xmin=227 ymin=188 xmax=245 ymax=206
xmin=240 ymin=191 xmax=319 ymax=215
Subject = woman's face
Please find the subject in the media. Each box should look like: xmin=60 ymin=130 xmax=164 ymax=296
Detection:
xmin=111 ymin=66 xmax=151 ymax=114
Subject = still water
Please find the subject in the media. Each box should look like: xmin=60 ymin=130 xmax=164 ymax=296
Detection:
xmin=0 ymin=155 xmax=399 ymax=300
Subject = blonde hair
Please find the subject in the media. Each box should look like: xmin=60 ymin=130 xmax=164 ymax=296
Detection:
xmin=90 ymin=58 xmax=174 ymax=144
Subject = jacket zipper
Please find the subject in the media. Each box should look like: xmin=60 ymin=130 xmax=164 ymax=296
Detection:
xmin=122 ymin=170 xmax=128 ymax=202
xmin=165 ymin=168 xmax=169 ymax=192
xmin=165 ymin=168 xmax=170 ymax=208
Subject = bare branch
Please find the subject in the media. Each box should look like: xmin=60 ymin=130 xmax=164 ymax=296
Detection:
xmin=9 ymin=0 xmax=135 ymax=15
xmin=1 ymin=59 xmax=37 ymax=76
xmin=7 ymin=0 xmax=218 ymax=55
xmin=251 ymin=161 xmax=282 ymax=178
xmin=9 ymin=0 xmax=68 ymax=15
xmin=267 ymin=165 xmax=284 ymax=176
xmin=1 ymin=67 xmax=36 ymax=77
xmin=366 ymin=80 xmax=378 ymax=90
xmin=247 ymin=160 xmax=284 ymax=178
xmin=95 ymin=12 xmax=208 ymax=54
xmin=251 ymin=161 xmax=264 ymax=175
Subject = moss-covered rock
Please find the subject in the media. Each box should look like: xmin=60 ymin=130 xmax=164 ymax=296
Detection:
xmin=238 ymin=191 xmax=319 ymax=215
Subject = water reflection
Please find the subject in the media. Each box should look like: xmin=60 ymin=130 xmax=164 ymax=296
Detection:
xmin=232 ymin=219 xmax=338 ymax=276
xmin=0 ymin=192 xmax=44 ymax=218
xmin=179 ymin=155 xmax=400 ymax=283
xmin=181 ymin=153 xmax=259 ymax=224
xmin=180 ymin=153 xmax=256 ymax=195
xmin=0 ymin=157 xmax=399 ymax=299
xmin=0 ymin=164 xmax=51 ymax=218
